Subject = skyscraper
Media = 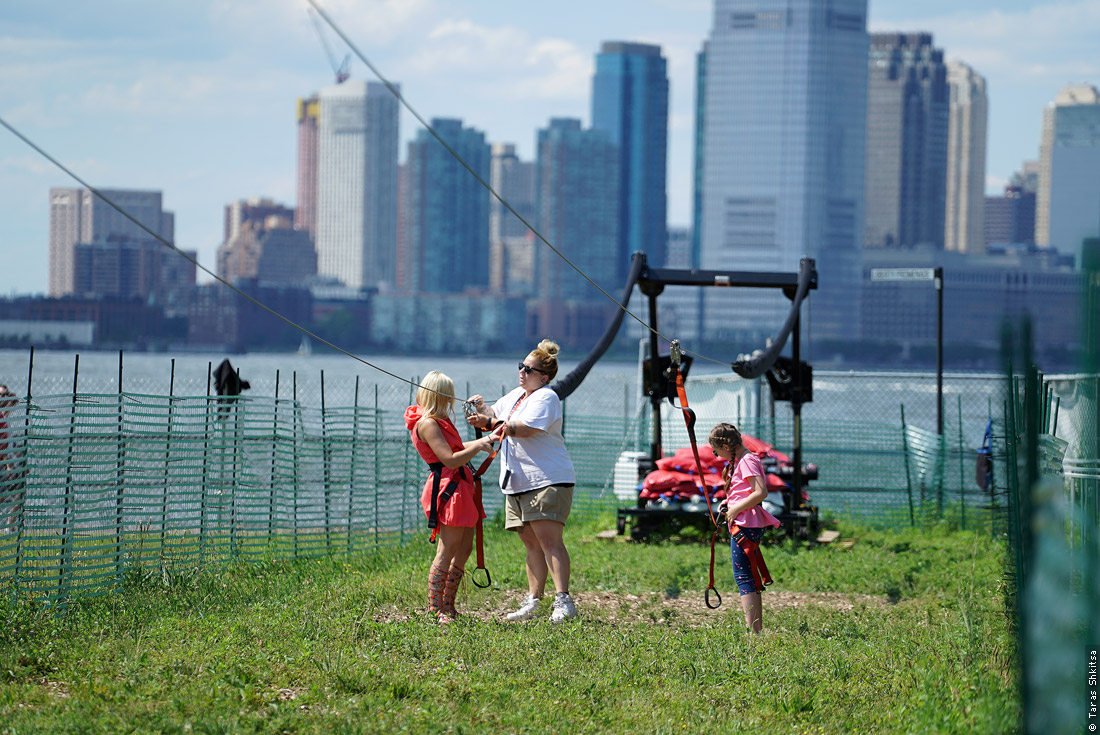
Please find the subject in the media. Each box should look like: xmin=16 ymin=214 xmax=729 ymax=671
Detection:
xmin=533 ymin=118 xmax=619 ymax=343
xmin=49 ymin=188 xmax=175 ymax=297
xmin=223 ymin=198 xmax=295 ymax=243
xmin=295 ymin=95 xmax=320 ymax=239
xmin=865 ymin=33 xmax=949 ymax=251
xmin=944 ymin=61 xmax=987 ymax=254
xmin=591 ymin=41 xmax=669 ymax=278
xmin=985 ymin=185 xmax=1036 ymax=247
xmin=401 ymin=118 xmax=491 ymax=294
xmin=315 ymin=80 xmax=399 ymax=291
xmin=489 ymin=143 xmax=536 ymax=296
xmin=217 ymin=207 xmax=317 ymax=286
xmin=1036 ymin=84 xmax=1100 ymax=259
xmin=696 ymin=0 xmax=868 ymax=341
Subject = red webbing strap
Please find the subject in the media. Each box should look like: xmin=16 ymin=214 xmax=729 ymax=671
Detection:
xmin=669 ymin=358 xmax=723 ymax=608
xmin=673 ymin=367 xmax=720 ymax=530
xmin=731 ymin=524 xmax=773 ymax=591
xmin=705 ymin=529 xmax=722 ymax=609
xmin=470 ymin=426 xmax=496 ymax=588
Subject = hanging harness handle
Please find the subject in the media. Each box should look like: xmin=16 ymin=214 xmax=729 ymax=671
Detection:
xmin=470 ymin=421 xmax=495 ymax=588
xmin=666 ymin=341 xmax=723 ymax=608
xmin=705 ymin=529 xmax=723 ymax=609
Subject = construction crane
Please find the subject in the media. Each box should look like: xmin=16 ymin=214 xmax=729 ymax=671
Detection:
xmin=308 ymin=8 xmax=350 ymax=84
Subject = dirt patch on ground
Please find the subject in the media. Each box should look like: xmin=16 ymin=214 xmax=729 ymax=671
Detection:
xmin=372 ymin=589 xmax=885 ymax=626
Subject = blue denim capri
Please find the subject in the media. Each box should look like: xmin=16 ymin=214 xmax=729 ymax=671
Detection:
xmin=729 ymin=526 xmax=766 ymax=595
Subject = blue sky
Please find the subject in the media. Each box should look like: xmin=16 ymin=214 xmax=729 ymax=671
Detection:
xmin=1 ymin=0 xmax=1097 ymax=295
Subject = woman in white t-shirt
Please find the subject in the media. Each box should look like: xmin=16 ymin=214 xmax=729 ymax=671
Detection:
xmin=466 ymin=339 xmax=578 ymax=623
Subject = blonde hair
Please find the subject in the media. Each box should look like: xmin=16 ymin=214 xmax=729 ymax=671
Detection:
xmin=528 ymin=338 xmax=560 ymax=380
xmin=417 ymin=371 xmax=456 ymax=419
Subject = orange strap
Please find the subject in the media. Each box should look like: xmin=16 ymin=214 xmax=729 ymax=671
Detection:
xmin=731 ymin=525 xmax=773 ymax=591
xmin=668 ymin=358 xmax=723 ymax=608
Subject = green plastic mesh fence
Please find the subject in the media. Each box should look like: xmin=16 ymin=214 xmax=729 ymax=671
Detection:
xmin=0 ymin=367 xmax=1070 ymax=607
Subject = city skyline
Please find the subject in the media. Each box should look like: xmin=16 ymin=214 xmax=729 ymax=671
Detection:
xmin=2 ymin=0 xmax=1098 ymax=294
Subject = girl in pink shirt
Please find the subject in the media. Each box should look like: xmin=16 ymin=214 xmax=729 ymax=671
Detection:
xmin=709 ymin=422 xmax=780 ymax=633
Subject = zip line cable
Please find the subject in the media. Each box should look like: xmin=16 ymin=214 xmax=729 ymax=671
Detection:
xmin=304 ymin=0 xmax=729 ymax=369
xmin=0 ymin=115 xmax=452 ymax=399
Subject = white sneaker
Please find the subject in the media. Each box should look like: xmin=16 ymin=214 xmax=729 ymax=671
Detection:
xmin=505 ymin=594 xmax=542 ymax=622
xmin=549 ymin=592 xmax=577 ymax=623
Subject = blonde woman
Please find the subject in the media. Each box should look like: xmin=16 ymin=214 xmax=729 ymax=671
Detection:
xmin=466 ymin=339 xmax=578 ymax=623
xmin=404 ymin=371 xmax=497 ymax=622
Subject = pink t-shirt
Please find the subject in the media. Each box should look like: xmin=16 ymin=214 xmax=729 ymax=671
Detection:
xmin=726 ymin=452 xmax=781 ymax=530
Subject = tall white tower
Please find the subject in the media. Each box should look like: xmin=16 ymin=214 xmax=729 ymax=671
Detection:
xmin=315 ymin=80 xmax=399 ymax=290
xmin=945 ymin=61 xmax=988 ymax=254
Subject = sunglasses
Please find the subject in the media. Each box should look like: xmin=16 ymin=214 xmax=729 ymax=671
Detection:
xmin=517 ymin=362 xmax=547 ymax=375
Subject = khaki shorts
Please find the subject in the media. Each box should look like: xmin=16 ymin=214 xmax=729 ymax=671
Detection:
xmin=503 ymin=484 xmax=574 ymax=530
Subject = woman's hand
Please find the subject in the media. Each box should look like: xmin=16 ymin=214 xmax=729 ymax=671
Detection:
xmin=465 ymin=395 xmax=492 ymax=428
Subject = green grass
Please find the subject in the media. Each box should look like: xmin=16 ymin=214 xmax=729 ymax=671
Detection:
xmin=0 ymin=518 xmax=1017 ymax=734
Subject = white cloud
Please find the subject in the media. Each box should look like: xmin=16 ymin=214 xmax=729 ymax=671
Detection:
xmin=871 ymin=0 xmax=1100 ymax=87
xmin=986 ymin=173 xmax=1008 ymax=194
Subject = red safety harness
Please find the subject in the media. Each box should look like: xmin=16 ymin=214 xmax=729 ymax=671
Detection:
xmin=422 ymin=409 xmax=499 ymax=589
xmin=667 ymin=342 xmax=724 ymax=609
xmin=729 ymin=522 xmax=773 ymax=592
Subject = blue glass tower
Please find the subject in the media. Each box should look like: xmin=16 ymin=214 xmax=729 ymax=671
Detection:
xmin=535 ymin=118 xmax=619 ymax=303
xmin=402 ymin=118 xmax=490 ymax=294
xmin=591 ymin=41 xmax=669 ymax=279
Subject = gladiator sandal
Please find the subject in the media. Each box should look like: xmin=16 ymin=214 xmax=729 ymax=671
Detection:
xmin=428 ymin=563 xmax=448 ymax=619
xmin=442 ymin=566 xmax=465 ymax=618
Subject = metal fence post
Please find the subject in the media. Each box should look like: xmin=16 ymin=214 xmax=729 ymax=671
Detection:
xmin=14 ymin=346 xmax=34 ymax=590
xmin=114 ymin=351 xmax=127 ymax=582
xmin=59 ymin=354 xmax=79 ymax=603
xmin=321 ymin=370 xmax=332 ymax=554
xmin=269 ymin=370 xmax=279 ymax=547
xmin=160 ymin=358 xmax=174 ymax=573
xmin=900 ymin=404 xmax=915 ymax=527
xmin=292 ymin=372 xmax=300 ymax=558
xmin=348 ymin=375 xmax=359 ymax=555
xmin=374 ymin=383 xmax=380 ymax=548
xmin=229 ymin=369 xmax=240 ymax=560
xmin=199 ymin=362 xmax=211 ymax=560
xmin=957 ymin=395 xmax=965 ymax=530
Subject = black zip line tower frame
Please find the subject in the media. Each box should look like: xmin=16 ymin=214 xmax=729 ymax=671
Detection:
xmin=629 ymin=253 xmax=818 ymax=536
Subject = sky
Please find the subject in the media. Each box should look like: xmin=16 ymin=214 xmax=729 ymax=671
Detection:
xmin=1 ymin=0 xmax=1097 ymax=296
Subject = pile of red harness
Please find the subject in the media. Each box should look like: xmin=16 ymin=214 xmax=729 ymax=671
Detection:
xmin=637 ymin=434 xmax=794 ymax=504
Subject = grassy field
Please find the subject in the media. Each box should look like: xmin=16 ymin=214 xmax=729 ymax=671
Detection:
xmin=0 ymin=517 xmax=1017 ymax=734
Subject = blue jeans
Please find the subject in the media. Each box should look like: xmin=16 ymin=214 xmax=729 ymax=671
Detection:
xmin=730 ymin=527 xmax=766 ymax=595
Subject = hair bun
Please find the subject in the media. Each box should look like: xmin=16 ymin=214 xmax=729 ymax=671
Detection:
xmin=537 ymin=338 xmax=560 ymax=357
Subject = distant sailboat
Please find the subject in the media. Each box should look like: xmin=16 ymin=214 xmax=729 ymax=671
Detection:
xmin=296 ymin=336 xmax=312 ymax=357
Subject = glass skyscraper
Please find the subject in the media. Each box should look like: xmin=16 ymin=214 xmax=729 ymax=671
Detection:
xmin=402 ymin=118 xmax=491 ymax=294
xmin=534 ymin=118 xmax=619 ymax=308
xmin=696 ymin=0 xmax=868 ymax=342
xmin=591 ymin=41 xmax=669 ymax=280
xmin=865 ymin=33 xmax=949 ymax=251
xmin=1037 ymin=84 xmax=1100 ymax=260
